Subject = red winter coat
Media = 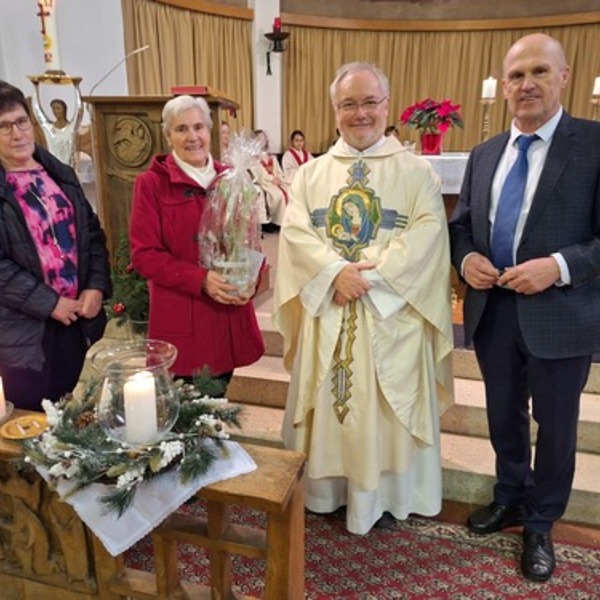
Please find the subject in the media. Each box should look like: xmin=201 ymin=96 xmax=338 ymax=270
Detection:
xmin=129 ymin=154 xmax=264 ymax=376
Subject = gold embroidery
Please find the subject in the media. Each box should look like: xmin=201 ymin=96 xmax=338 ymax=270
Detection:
xmin=332 ymin=301 xmax=358 ymax=423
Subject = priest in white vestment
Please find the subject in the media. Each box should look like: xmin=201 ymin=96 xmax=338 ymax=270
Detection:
xmin=273 ymin=62 xmax=454 ymax=535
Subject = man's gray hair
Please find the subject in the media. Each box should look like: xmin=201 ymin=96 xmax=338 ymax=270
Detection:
xmin=329 ymin=62 xmax=390 ymax=103
xmin=162 ymin=95 xmax=212 ymax=134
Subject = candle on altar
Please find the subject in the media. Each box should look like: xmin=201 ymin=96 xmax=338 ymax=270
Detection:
xmin=593 ymin=76 xmax=600 ymax=96
xmin=273 ymin=17 xmax=282 ymax=32
xmin=481 ymin=76 xmax=497 ymax=100
xmin=124 ymin=370 xmax=158 ymax=444
xmin=37 ymin=0 xmax=62 ymax=72
xmin=0 ymin=377 xmax=6 ymax=419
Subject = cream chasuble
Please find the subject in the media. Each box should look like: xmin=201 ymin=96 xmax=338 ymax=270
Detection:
xmin=273 ymin=136 xmax=454 ymax=534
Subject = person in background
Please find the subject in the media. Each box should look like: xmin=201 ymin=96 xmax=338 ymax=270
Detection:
xmin=0 ymin=80 xmax=111 ymax=411
xmin=129 ymin=95 xmax=264 ymax=383
xmin=449 ymin=34 xmax=600 ymax=582
xmin=273 ymin=62 xmax=454 ymax=535
xmin=250 ymin=129 xmax=289 ymax=233
xmin=384 ymin=124 xmax=400 ymax=139
xmin=220 ymin=120 xmax=231 ymax=163
xmin=281 ymin=129 xmax=314 ymax=183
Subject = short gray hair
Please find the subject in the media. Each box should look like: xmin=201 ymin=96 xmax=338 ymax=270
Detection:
xmin=329 ymin=62 xmax=390 ymax=103
xmin=162 ymin=95 xmax=212 ymax=134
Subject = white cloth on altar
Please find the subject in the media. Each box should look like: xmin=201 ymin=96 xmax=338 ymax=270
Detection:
xmin=38 ymin=441 xmax=256 ymax=556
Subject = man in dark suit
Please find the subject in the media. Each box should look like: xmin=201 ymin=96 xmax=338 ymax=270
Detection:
xmin=449 ymin=33 xmax=600 ymax=582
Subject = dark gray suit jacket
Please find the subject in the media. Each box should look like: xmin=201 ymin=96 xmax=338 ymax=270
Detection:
xmin=449 ymin=112 xmax=600 ymax=359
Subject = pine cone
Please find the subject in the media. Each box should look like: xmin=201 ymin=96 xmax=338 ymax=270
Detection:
xmin=75 ymin=411 xmax=96 ymax=429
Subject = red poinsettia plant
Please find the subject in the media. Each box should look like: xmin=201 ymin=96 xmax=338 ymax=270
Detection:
xmin=400 ymin=98 xmax=463 ymax=135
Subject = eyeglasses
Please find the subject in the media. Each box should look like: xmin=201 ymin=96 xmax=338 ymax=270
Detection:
xmin=0 ymin=116 xmax=33 ymax=137
xmin=336 ymin=97 xmax=388 ymax=114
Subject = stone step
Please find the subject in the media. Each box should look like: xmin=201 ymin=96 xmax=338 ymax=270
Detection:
xmin=254 ymin=308 xmax=600 ymax=395
xmin=441 ymin=432 xmax=600 ymax=527
xmin=227 ymin=357 xmax=600 ymax=455
xmin=225 ymin=403 xmax=600 ymax=528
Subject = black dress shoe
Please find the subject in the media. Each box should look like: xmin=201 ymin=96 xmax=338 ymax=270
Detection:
xmin=467 ymin=501 xmax=525 ymax=534
xmin=373 ymin=511 xmax=396 ymax=530
xmin=521 ymin=530 xmax=555 ymax=582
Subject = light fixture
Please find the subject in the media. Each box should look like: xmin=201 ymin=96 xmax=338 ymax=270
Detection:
xmin=264 ymin=17 xmax=289 ymax=76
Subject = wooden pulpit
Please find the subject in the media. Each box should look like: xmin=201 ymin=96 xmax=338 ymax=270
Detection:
xmin=84 ymin=90 xmax=239 ymax=260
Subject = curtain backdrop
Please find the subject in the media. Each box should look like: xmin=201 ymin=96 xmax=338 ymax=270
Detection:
xmin=284 ymin=24 xmax=600 ymax=153
xmin=121 ymin=0 xmax=254 ymax=130
xmin=120 ymin=1 xmax=600 ymax=153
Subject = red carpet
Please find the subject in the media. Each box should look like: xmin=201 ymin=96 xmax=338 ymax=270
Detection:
xmin=125 ymin=501 xmax=600 ymax=599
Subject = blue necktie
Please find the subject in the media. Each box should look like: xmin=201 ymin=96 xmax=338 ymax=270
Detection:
xmin=490 ymin=134 xmax=539 ymax=270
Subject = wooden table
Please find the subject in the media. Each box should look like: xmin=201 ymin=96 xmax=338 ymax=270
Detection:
xmin=0 ymin=414 xmax=305 ymax=600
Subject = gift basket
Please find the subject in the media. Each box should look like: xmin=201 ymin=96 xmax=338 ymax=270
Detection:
xmin=198 ymin=131 xmax=264 ymax=296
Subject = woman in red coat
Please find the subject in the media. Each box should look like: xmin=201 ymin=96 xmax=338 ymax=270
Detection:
xmin=129 ymin=95 xmax=264 ymax=380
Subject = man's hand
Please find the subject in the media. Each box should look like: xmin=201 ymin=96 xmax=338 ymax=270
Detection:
xmin=51 ymin=297 xmax=84 ymax=325
xmin=463 ymin=253 xmax=501 ymax=290
xmin=498 ymin=257 xmax=560 ymax=294
xmin=333 ymin=261 xmax=376 ymax=302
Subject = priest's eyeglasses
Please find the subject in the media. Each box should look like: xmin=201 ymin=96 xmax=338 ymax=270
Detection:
xmin=336 ymin=97 xmax=388 ymax=114
xmin=0 ymin=116 xmax=33 ymax=137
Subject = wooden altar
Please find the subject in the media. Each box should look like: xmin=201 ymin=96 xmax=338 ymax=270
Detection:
xmin=84 ymin=91 xmax=239 ymax=260
xmin=0 ymin=411 xmax=305 ymax=600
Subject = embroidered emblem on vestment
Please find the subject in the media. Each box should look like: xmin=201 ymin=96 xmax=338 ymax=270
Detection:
xmin=326 ymin=160 xmax=382 ymax=262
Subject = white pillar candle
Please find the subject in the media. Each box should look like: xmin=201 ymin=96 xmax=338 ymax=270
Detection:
xmin=593 ymin=76 xmax=600 ymax=96
xmin=37 ymin=0 xmax=62 ymax=72
xmin=481 ymin=77 xmax=497 ymax=99
xmin=0 ymin=377 xmax=6 ymax=419
xmin=124 ymin=371 xmax=158 ymax=444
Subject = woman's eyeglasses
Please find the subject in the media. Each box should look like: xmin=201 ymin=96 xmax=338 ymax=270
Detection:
xmin=0 ymin=116 xmax=33 ymax=137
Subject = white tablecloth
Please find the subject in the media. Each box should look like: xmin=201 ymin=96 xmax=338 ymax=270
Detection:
xmin=39 ymin=441 xmax=257 ymax=556
xmin=421 ymin=152 xmax=469 ymax=194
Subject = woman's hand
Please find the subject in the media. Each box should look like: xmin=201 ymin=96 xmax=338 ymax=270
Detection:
xmin=78 ymin=289 xmax=104 ymax=318
xmin=51 ymin=297 xmax=84 ymax=325
xmin=202 ymin=270 xmax=250 ymax=305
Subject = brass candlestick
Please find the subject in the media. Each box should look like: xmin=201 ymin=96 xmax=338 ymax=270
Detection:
xmin=480 ymin=98 xmax=496 ymax=142
xmin=592 ymin=95 xmax=600 ymax=121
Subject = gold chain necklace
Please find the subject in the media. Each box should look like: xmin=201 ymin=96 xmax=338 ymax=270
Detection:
xmin=27 ymin=180 xmax=67 ymax=260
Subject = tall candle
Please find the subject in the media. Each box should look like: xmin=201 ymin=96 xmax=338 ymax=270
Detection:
xmin=273 ymin=17 xmax=282 ymax=32
xmin=37 ymin=0 xmax=62 ymax=72
xmin=593 ymin=76 xmax=600 ymax=96
xmin=124 ymin=371 xmax=157 ymax=444
xmin=0 ymin=377 xmax=6 ymax=419
xmin=481 ymin=76 xmax=497 ymax=99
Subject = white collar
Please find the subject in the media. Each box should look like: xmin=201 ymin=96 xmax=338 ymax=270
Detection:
xmin=342 ymin=135 xmax=387 ymax=156
xmin=172 ymin=151 xmax=216 ymax=188
xmin=509 ymin=106 xmax=563 ymax=145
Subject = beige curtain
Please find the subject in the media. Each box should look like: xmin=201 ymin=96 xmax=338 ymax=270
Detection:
xmin=121 ymin=0 xmax=254 ymax=130
xmin=284 ymin=24 xmax=600 ymax=153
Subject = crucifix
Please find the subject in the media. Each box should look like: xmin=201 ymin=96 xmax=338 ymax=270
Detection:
xmin=37 ymin=2 xmax=51 ymax=35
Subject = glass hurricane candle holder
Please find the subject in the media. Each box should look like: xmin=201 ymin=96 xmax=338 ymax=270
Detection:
xmin=89 ymin=339 xmax=180 ymax=447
